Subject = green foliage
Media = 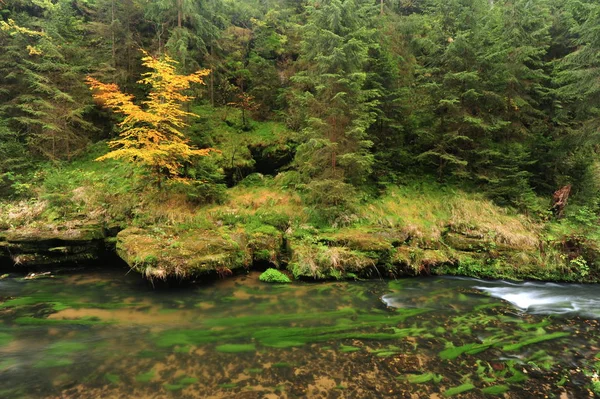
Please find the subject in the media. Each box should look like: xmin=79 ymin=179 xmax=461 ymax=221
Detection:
xmin=259 ymin=268 xmax=291 ymax=283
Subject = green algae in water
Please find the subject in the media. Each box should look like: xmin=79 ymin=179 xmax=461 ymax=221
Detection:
xmin=0 ymin=295 xmax=133 ymax=311
xmin=203 ymin=307 xmax=357 ymax=328
xmin=246 ymin=368 xmax=263 ymax=374
xmin=443 ymin=383 xmax=475 ymax=397
xmin=339 ymin=345 xmax=360 ymax=353
xmin=164 ymin=377 xmax=198 ymax=391
xmin=0 ymin=332 xmax=13 ymax=347
xmin=164 ymin=376 xmax=198 ymax=390
xmin=164 ymin=384 xmax=184 ymax=391
xmin=262 ymin=340 xmax=305 ymax=348
xmin=506 ymin=372 xmax=528 ymax=383
xmin=0 ymin=358 xmax=18 ymax=371
xmin=215 ymin=344 xmax=256 ymax=353
xmin=439 ymin=343 xmax=491 ymax=360
xmin=34 ymin=358 xmax=74 ymax=369
xmin=14 ymin=316 xmax=111 ymax=326
xmin=173 ymin=345 xmax=191 ymax=353
xmin=105 ymin=373 xmax=121 ymax=385
xmin=369 ymin=345 xmax=401 ymax=357
xmin=154 ymin=329 xmax=248 ymax=348
xmin=137 ymin=350 xmax=159 ymax=358
xmin=219 ymin=383 xmax=238 ymax=389
xmin=481 ymin=385 xmax=509 ymax=395
xmin=178 ymin=377 xmax=199 ymax=385
xmin=502 ymin=331 xmax=569 ymax=351
xmin=135 ymin=370 xmax=156 ymax=383
xmin=47 ymin=341 xmax=87 ymax=356
xmin=402 ymin=373 xmax=443 ymax=384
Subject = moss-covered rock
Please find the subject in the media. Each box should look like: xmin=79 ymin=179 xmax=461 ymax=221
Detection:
xmin=392 ymin=246 xmax=454 ymax=276
xmin=443 ymin=233 xmax=489 ymax=252
xmin=116 ymin=227 xmax=250 ymax=279
xmin=286 ymin=239 xmax=378 ymax=280
xmin=246 ymin=227 xmax=283 ymax=266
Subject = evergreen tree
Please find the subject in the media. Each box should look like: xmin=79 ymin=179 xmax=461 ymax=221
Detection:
xmin=0 ymin=4 xmax=93 ymax=160
xmin=292 ymin=0 xmax=379 ymax=186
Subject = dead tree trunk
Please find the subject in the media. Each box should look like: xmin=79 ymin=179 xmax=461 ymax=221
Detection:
xmin=552 ymin=184 xmax=572 ymax=219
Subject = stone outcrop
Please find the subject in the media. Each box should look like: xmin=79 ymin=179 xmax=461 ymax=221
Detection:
xmin=0 ymin=224 xmax=112 ymax=271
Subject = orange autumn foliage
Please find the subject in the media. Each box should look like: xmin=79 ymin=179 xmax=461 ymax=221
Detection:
xmin=86 ymin=50 xmax=213 ymax=185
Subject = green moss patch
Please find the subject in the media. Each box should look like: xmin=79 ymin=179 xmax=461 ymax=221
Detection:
xmin=259 ymin=268 xmax=291 ymax=283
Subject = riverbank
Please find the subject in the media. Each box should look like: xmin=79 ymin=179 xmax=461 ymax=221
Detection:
xmin=1 ymin=174 xmax=598 ymax=283
xmin=1 ymin=108 xmax=598 ymax=283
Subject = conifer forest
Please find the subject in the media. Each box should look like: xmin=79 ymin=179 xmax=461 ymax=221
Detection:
xmin=3 ymin=1 xmax=600 ymax=398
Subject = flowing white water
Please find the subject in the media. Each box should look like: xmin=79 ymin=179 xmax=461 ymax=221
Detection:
xmin=474 ymin=282 xmax=600 ymax=318
xmin=382 ymin=277 xmax=600 ymax=319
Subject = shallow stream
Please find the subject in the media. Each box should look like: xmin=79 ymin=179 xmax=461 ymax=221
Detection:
xmin=0 ymin=270 xmax=599 ymax=398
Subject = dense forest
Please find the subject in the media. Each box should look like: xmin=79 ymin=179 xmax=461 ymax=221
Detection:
xmin=1 ymin=0 xmax=600 ymax=282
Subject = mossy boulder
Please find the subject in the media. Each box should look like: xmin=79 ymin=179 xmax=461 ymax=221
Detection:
xmin=246 ymin=226 xmax=283 ymax=266
xmin=286 ymin=239 xmax=378 ymax=280
xmin=391 ymin=246 xmax=454 ymax=276
xmin=116 ymin=227 xmax=250 ymax=279
xmin=443 ymin=233 xmax=489 ymax=252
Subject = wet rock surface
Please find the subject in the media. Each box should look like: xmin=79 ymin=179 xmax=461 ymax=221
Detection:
xmin=0 ymin=224 xmax=113 ymax=271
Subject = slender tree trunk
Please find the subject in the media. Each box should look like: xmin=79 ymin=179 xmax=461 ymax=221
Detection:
xmin=210 ymin=45 xmax=214 ymax=107
xmin=331 ymin=116 xmax=337 ymax=172
xmin=177 ymin=0 xmax=182 ymax=28
xmin=380 ymin=0 xmax=384 ymax=16
xmin=111 ymin=0 xmax=116 ymax=68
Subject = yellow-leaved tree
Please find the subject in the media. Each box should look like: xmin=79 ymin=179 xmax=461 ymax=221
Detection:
xmin=86 ymin=51 xmax=212 ymax=187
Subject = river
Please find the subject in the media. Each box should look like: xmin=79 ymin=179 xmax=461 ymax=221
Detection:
xmin=0 ymin=270 xmax=598 ymax=398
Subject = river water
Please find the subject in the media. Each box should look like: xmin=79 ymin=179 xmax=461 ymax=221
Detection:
xmin=0 ymin=270 xmax=598 ymax=398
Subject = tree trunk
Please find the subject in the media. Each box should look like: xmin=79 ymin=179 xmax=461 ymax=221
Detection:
xmin=210 ymin=45 xmax=214 ymax=107
xmin=331 ymin=116 xmax=337 ymax=172
xmin=177 ymin=0 xmax=182 ymax=28
xmin=111 ymin=0 xmax=116 ymax=68
xmin=552 ymin=184 xmax=572 ymax=219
